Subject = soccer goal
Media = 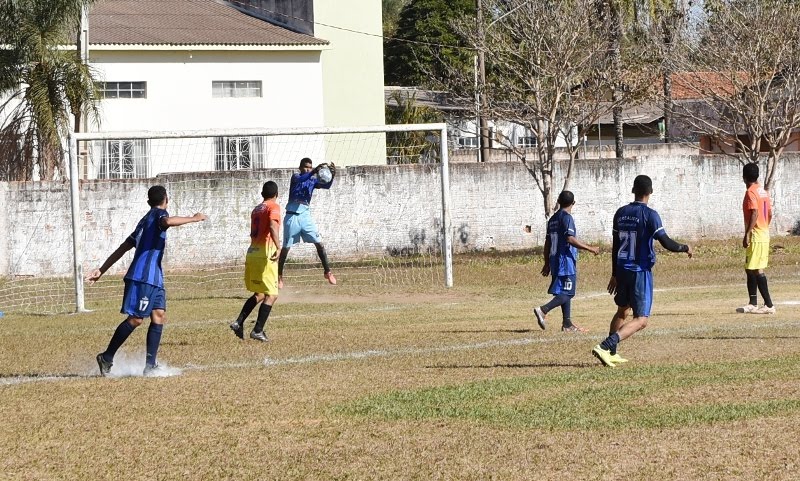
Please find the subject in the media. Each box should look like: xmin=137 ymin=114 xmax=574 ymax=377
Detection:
xmin=9 ymin=124 xmax=451 ymax=314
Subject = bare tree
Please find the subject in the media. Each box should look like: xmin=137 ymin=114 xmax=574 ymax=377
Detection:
xmin=668 ymin=0 xmax=800 ymax=190
xmin=446 ymin=0 xmax=657 ymax=216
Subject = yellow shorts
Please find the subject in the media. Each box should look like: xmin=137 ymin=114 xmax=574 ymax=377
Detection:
xmin=745 ymin=241 xmax=769 ymax=270
xmin=244 ymin=254 xmax=279 ymax=295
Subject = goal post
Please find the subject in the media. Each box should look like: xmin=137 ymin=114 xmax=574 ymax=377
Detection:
xmin=64 ymin=123 xmax=452 ymax=314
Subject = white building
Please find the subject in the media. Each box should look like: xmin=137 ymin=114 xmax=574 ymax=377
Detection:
xmin=80 ymin=0 xmax=386 ymax=179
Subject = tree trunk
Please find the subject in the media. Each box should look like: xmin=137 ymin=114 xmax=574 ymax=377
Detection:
xmin=662 ymin=71 xmax=672 ymax=143
xmin=610 ymin=0 xmax=624 ymax=159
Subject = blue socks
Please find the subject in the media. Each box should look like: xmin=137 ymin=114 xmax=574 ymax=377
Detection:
xmin=541 ymin=295 xmax=573 ymax=328
xmin=103 ymin=319 xmax=137 ymax=361
xmin=146 ymin=323 xmax=163 ymax=367
xmin=600 ymin=332 xmax=620 ymax=354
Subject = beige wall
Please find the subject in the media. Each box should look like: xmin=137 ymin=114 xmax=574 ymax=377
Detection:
xmin=314 ymin=0 xmax=387 ymax=165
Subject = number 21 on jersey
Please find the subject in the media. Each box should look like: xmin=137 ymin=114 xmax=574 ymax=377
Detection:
xmin=618 ymin=231 xmax=637 ymax=260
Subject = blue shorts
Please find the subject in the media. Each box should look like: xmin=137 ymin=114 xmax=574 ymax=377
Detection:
xmin=283 ymin=210 xmax=322 ymax=247
xmin=548 ymin=274 xmax=576 ymax=297
xmin=614 ymin=269 xmax=653 ymax=317
xmin=121 ymin=280 xmax=166 ymax=318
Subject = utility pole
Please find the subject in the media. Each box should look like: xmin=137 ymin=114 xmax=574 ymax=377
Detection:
xmin=476 ymin=0 xmax=490 ymax=162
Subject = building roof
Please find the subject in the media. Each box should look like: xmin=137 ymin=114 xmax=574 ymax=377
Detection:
xmin=88 ymin=0 xmax=328 ymax=47
xmin=597 ymin=102 xmax=662 ymax=125
xmin=385 ymin=87 xmax=470 ymax=112
xmin=670 ymin=72 xmax=745 ymax=100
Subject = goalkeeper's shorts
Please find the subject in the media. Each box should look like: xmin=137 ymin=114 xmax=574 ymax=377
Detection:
xmin=283 ymin=210 xmax=322 ymax=247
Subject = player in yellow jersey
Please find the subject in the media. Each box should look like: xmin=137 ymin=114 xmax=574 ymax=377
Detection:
xmin=737 ymin=163 xmax=775 ymax=314
xmin=230 ymin=181 xmax=282 ymax=341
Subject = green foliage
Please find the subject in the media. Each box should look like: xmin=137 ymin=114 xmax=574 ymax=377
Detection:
xmin=382 ymin=0 xmax=411 ymax=37
xmin=384 ymin=0 xmax=475 ymax=87
xmin=385 ymin=90 xmax=444 ymax=163
xmin=0 ymin=0 xmax=99 ymax=181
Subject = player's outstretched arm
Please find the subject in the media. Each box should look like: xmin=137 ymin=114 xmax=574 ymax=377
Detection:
xmin=656 ymin=233 xmax=692 ymax=257
xmin=567 ymin=236 xmax=600 ymax=255
xmin=161 ymin=212 xmax=207 ymax=228
xmin=86 ymin=239 xmax=135 ymax=285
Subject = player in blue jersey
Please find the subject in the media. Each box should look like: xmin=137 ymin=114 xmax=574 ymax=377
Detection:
xmin=592 ymin=175 xmax=692 ymax=367
xmin=534 ymin=191 xmax=600 ymax=332
xmin=87 ymin=186 xmax=207 ymax=376
xmin=277 ymin=157 xmax=337 ymax=288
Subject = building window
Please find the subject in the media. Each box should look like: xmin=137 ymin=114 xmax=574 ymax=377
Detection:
xmin=212 ymin=81 xmax=262 ymax=98
xmin=517 ymin=136 xmax=537 ymax=148
xmin=457 ymin=136 xmax=478 ymax=149
xmin=98 ymin=140 xmax=148 ymax=179
xmin=215 ymin=136 xmax=265 ymax=170
xmin=98 ymin=82 xmax=146 ymax=99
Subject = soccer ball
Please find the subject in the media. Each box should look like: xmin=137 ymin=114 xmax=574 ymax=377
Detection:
xmin=317 ymin=166 xmax=333 ymax=183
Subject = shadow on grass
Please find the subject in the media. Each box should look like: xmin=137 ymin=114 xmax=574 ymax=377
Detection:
xmin=440 ymin=329 xmax=535 ymax=334
xmin=425 ymin=362 xmax=595 ymax=369
xmin=680 ymin=335 xmax=800 ymax=340
xmin=0 ymin=372 xmax=85 ymax=379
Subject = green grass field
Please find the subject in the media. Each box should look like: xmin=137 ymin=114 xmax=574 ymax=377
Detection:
xmin=2 ymin=238 xmax=800 ymax=480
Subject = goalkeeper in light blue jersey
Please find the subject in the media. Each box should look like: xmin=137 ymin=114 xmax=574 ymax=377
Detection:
xmin=278 ymin=157 xmax=337 ymax=288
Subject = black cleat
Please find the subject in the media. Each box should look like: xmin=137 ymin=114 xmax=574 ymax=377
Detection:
xmin=249 ymin=330 xmax=268 ymax=342
xmin=96 ymin=353 xmax=113 ymax=376
xmin=229 ymin=321 xmax=244 ymax=340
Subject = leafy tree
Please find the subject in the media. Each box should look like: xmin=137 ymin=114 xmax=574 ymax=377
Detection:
xmin=385 ymin=90 xmax=444 ymax=164
xmin=384 ymin=0 xmax=475 ymax=87
xmin=383 ymin=0 xmax=411 ymax=38
xmin=0 ymin=0 xmax=99 ymax=181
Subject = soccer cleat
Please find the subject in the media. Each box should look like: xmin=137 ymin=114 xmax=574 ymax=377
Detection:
xmin=533 ymin=307 xmax=546 ymax=330
xmin=278 ymin=276 xmax=284 ymax=289
xmin=143 ymin=364 xmax=165 ymax=377
xmin=754 ymin=305 xmax=776 ymax=314
xmin=735 ymin=304 xmax=759 ymax=313
xmin=609 ymin=353 xmax=628 ymax=364
xmin=229 ymin=321 xmax=244 ymax=340
xmin=561 ymin=324 xmax=587 ymax=333
xmin=324 ymin=271 xmax=337 ymax=285
xmin=592 ymin=345 xmax=616 ymax=367
xmin=250 ymin=330 xmax=268 ymax=342
xmin=96 ymin=353 xmax=113 ymax=376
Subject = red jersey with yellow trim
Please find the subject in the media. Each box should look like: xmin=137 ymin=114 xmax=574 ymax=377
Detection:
xmin=247 ymin=199 xmax=281 ymax=258
xmin=743 ymin=183 xmax=771 ymax=242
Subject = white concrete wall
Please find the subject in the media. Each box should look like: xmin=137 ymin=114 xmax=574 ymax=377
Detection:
xmin=2 ymin=152 xmax=799 ymax=277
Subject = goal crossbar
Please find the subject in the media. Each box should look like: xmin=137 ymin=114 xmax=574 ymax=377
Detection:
xmin=66 ymin=123 xmax=453 ymax=313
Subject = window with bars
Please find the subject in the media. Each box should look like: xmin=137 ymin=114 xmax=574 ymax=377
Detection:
xmin=457 ymin=136 xmax=478 ymax=149
xmin=97 ymin=82 xmax=146 ymax=99
xmin=212 ymin=81 xmax=262 ymax=98
xmin=97 ymin=139 xmax=148 ymax=179
xmin=214 ymin=136 xmax=265 ymax=171
xmin=517 ymin=136 xmax=538 ymax=148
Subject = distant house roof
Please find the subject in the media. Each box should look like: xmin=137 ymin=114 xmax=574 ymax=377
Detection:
xmin=89 ymin=0 xmax=328 ymax=48
xmin=597 ymin=103 xmax=662 ymax=125
xmin=385 ymin=86 xmax=470 ymax=112
xmin=670 ymin=72 xmax=745 ymax=100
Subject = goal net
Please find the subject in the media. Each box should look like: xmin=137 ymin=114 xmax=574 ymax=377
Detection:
xmin=0 ymin=124 xmax=453 ymax=315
